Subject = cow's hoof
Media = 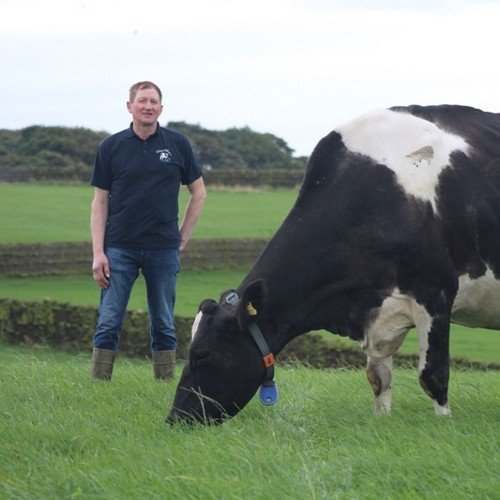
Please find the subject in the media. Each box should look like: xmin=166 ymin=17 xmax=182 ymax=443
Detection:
xmin=434 ymin=401 xmax=452 ymax=416
xmin=373 ymin=392 xmax=392 ymax=414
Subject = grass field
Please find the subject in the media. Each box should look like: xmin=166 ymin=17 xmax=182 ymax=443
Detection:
xmin=0 ymin=183 xmax=297 ymax=243
xmin=1 ymin=182 xmax=498 ymax=498
xmin=1 ymin=345 xmax=498 ymax=499
xmin=0 ymin=268 xmax=248 ymax=318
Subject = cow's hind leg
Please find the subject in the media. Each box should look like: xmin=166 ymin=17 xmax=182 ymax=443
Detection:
xmin=366 ymin=355 xmax=393 ymax=414
xmin=416 ymin=307 xmax=452 ymax=416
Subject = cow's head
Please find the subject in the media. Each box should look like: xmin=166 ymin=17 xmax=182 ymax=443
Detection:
xmin=167 ymin=280 xmax=272 ymax=425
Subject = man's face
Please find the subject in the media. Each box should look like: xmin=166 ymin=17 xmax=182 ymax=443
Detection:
xmin=127 ymin=87 xmax=163 ymax=127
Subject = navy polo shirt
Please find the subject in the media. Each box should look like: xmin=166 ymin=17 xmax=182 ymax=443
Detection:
xmin=90 ymin=124 xmax=202 ymax=250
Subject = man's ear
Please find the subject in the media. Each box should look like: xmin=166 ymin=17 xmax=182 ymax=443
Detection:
xmin=237 ymin=279 xmax=268 ymax=328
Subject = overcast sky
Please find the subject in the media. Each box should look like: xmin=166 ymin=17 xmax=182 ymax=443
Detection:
xmin=1 ymin=0 xmax=498 ymax=156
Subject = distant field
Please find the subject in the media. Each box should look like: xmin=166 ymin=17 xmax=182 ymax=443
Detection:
xmin=0 ymin=183 xmax=297 ymax=243
xmin=1 ymin=182 xmax=498 ymax=364
xmin=1 ymin=271 xmax=498 ymax=363
xmin=0 ymin=268 xmax=248 ymax=317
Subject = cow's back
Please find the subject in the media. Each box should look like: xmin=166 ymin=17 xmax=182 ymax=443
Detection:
xmin=391 ymin=104 xmax=500 ymax=165
xmin=384 ymin=106 xmax=500 ymax=329
xmin=307 ymin=105 xmax=500 ymax=330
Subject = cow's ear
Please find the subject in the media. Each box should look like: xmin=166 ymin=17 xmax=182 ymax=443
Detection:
xmin=237 ymin=279 xmax=268 ymax=327
xmin=200 ymin=299 xmax=217 ymax=315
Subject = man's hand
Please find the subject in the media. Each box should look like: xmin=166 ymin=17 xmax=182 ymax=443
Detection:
xmin=92 ymin=252 xmax=110 ymax=289
xmin=179 ymin=235 xmax=189 ymax=251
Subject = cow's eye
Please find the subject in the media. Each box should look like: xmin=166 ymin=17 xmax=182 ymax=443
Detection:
xmin=191 ymin=351 xmax=210 ymax=368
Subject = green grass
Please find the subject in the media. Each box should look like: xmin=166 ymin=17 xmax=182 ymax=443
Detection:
xmin=0 ymin=183 xmax=297 ymax=243
xmin=1 ymin=271 xmax=498 ymax=363
xmin=0 ymin=345 xmax=498 ymax=499
xmin=0 ymin=268 xmax=247 ymax=318
xmin=399 ymin=324 xmax=500 ymax=363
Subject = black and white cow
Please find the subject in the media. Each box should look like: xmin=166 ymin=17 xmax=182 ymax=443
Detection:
xmin=168 ymin=105 xmax=500 ymax=424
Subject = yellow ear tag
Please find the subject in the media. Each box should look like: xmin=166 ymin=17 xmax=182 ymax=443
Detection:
xmin=246 ymin=301 xmax=258 ymax=316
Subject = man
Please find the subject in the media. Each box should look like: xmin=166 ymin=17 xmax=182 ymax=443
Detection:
xmin=90 ymin=81 xmax=206 ymax=381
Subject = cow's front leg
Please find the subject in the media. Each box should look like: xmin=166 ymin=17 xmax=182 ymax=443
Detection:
xmin=366 ymin=355 xmax=393 ymax=414
xmin=416 ymin=310 xmax=452 ymax=416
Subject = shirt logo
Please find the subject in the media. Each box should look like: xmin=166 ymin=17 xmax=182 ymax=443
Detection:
xmin=156 ymin=149 xmax=173 ymax=163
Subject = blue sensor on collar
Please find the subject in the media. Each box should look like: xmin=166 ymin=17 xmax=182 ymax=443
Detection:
xmin=259 ymin=380 xmax=278 ymax=406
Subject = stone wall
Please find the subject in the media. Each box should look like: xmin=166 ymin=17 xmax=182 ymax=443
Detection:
xmin=0 ymin=239 xmax=268 ymax=277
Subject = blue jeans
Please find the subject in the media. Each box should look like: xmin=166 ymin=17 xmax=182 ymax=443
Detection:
xmin=93 ymin=247 xmax=180 ymax=352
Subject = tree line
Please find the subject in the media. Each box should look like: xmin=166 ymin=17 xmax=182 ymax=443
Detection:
xmin=0 ymin=122 xmax=308 ymax=182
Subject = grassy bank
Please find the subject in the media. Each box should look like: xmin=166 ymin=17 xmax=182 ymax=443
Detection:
xmin=1 ymin=345 xmax=498 ymax=499
xmin=1 ymin=271 xmax=498 ymax=363
xmin=3 ymin=241 xmax=496 ymax=364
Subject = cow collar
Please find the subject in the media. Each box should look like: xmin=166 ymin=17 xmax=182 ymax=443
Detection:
xmin=248 ymin=322 xmax=278 ymax=405
xmin=225 ymin=292 xmax=279 ymax=406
